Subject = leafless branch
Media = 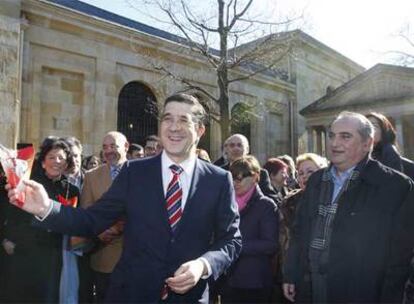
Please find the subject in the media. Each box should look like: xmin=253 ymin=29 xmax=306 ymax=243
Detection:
xmin=228 ymin=44 xmax=292 ymax=83
xmin=153 ymin=65 xmax=218 ymax=102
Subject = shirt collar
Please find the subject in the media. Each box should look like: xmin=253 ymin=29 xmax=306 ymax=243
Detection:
xmin=161 ymin=151 xmax=197 ymax=176
xmin=330 ymin=165 xmax=355 ymax=183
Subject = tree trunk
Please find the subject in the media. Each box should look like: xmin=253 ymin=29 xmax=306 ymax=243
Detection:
xmin=217 ymin=0 xmax=230 ymax=142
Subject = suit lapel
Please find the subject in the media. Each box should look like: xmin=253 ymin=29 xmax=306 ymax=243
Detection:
xmin=175 ymin=159 xmax=203 ymax=236
xmin=187 ymin=158 xmax=201 ymax=203
xmin=151 ymin=155 xmax=172 ymax=233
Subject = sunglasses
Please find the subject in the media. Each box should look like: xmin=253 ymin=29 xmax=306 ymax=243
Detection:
xmin=232 ymin=173 xmax=253 ymax=182
xmin=227 ymin=142 xmax=244 ymax=148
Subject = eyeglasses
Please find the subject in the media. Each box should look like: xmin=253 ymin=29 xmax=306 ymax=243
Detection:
xmin=232 ymin=173 xmax=253 ymax=182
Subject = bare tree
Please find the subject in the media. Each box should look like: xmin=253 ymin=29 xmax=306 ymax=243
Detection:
xmin=128 ymin=0 xmax=302 ymax=141
xmin=390 ymin=24 xmax=414 ymax=66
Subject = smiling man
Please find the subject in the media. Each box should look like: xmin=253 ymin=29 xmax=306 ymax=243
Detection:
xmin=80 ymin=131 xmax=129 ymax=302
xmin=283 ymin=111 xmax=414 ymax=303
xmin=7 ymin=93 xmax=241 ymax=304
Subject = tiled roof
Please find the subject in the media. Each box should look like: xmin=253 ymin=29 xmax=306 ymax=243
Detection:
xmin=46 ymin=0 xmax=188 ymax=45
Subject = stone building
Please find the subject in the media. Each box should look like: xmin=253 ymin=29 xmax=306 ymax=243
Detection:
xmin=301 ymin=64 xmax=414 ymax=159
xmin=0 ymin=0 xmax=363 ymax=162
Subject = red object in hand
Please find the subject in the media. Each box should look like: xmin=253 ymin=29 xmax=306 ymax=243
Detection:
xmin=2 ymin=145 xmax=35 ymax=208
xmin=6 ymin=166 xmax=18 ymax=188
xmin=6 ymin=166 xmax=25 ymax=208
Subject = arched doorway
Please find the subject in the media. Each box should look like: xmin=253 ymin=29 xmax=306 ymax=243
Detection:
xmin=117 ymin=82 xmax=158 ymax=145
xmin=231 ymin=102 xmax=251 ymax=143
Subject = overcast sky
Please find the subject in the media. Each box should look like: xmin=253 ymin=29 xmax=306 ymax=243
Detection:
xmin=81 ymin=0 xmax=413 ymax=69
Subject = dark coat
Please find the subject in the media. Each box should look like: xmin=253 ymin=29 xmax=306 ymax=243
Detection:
xmin=1 ymin=171 xmax=79 ymax=303
xmin=284 ymin=158 xmax=414 ymax=303
xmin=372 ymin=143 xmax=403 ymax=172
xmin=402 ymin=157 xmax=414 ymax=180
xmin=39 ymin=155 xmax=241 ymax=303
xmin=225 ymin=186 xmax=279 ymax=289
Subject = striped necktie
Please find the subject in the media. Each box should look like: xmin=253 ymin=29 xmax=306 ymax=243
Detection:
xmin=166 ymin=164 xmax=184 ymax=233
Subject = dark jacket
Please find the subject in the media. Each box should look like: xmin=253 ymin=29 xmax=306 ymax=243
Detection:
xmin=372 ymin=143 xmax=403 ymax=172
xmin=402 ymin=157 xmax=414 ymax=180
xmin=39 ymin=155 xmax=241 ymax=303
xmin=1 ymin=171 xmax=79 ymax=303
xmin=284 ymin=158 xmax=414 ymax=303
xmin=225 ymin=186 xmax=279 ymax=289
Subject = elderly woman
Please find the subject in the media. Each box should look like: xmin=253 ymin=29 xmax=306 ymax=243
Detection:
xmin=271 ymin=153 xmax=327 ymax=302
xmin=263 ymin=157 xmax=290 ymax=200
xmin=2 ymin=138 xmax=79 ymax=303
xmin=280 ymin=153 xmax=328 ymax=248
xmin=220 ymin=155 xmax=279 ymax=303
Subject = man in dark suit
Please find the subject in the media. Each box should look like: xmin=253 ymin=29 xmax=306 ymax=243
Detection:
xmin=7 ymin=93 xmax=242 ymax=303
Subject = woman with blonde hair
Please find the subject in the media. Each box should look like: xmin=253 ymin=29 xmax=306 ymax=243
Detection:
xmin=272 ymin=153 xmax=327 ymax=302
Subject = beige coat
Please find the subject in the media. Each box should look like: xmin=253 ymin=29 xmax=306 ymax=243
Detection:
xmin=81 ymin=164 xmax=123 ymax=273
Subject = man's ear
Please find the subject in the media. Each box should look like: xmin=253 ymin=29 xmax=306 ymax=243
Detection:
xmin=197 ymin=124 xmax=206 ymax=138
xmin=364 ymin=137 xmax=374 ymax=153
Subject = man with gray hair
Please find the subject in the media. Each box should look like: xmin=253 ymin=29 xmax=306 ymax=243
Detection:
xmin=283 ymin=111 xmax=414 ymax=303
xmin=80 ymin=131 xmax=129 ymax=302
xmin=221 ymin=133 xmax=278 ymax=202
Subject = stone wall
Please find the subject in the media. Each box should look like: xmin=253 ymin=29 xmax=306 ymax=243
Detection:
xmin=0 ymin=0 xmax=22 ymax=148
xmin=18 ymin=0 xmax=292 ymax=161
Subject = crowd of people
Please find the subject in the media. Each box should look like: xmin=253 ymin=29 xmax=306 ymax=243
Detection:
xmin=1 ymin=93 xmax=414 ymax=304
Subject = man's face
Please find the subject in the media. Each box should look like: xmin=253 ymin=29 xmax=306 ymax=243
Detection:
xmin=102 ymin=135 xmax=128 ymax=166
xmin=226 ymin=136 xmax=248 ymax=163
xmin=70 ymin=146 xmax=82 ymax=175
xmin=327 ymin=117 xmax=372 ymax=172
xmin=130 ymin=149 xmax=144 ymax=159
xmin=160 ymin=101 xmax=205 ymax=163
xmin=144 ymin=140 xmax=161 ymax=157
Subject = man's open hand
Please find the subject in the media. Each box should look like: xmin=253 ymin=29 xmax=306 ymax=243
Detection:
xmin=165 ymin=259 xmax=207 ymax=294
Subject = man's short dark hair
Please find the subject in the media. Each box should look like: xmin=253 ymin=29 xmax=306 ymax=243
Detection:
xmin=145 ymin=135 xmax=160 ymax=143
xmin=128 ymin=143 xmax=144 ymax=154
xmin=164 ymin=93 xmax=207 ymax=126
xmin=63 ymin=136 xmax=82 ymax=151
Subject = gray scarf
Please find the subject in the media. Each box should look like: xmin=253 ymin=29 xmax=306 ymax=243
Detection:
xmin=308 ymin=157 xmax=367 ymax=302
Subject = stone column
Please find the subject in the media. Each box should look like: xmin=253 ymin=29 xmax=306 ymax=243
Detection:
xmin=0 ymin=0 xmax=22 ymax=147
xmin=394 ymin=116 xmax=404 ymax=154
xmin=315 ymin=128 xmax=323 ymax=155
xmin=306 ymin=127 xmax=314 ymax=153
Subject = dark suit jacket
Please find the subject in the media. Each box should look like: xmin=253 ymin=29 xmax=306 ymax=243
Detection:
xmin=40 ymin=154 xmax=242 ymax=303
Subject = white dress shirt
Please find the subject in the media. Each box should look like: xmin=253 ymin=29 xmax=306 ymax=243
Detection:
xmin=161 ymin=151 xmax=196 ymax=210
xmin=161 ymin=150 xmax=212 ymax=278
